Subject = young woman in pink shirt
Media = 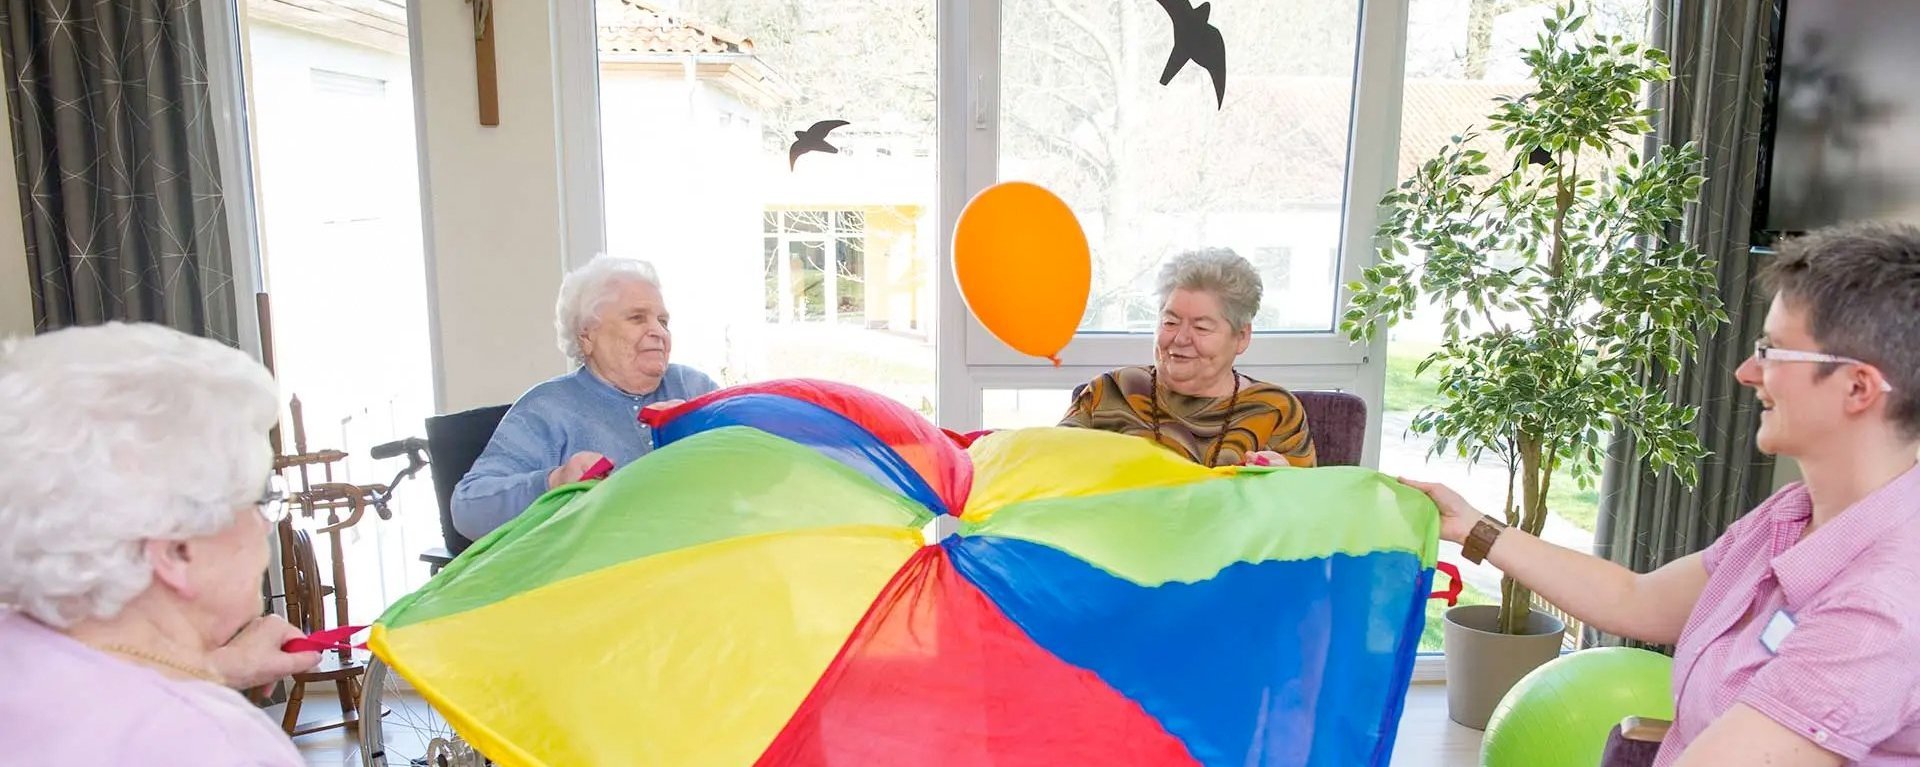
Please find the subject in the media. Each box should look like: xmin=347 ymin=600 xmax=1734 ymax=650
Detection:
xmin=1406 ymin=222 xmax=1920 ymax=766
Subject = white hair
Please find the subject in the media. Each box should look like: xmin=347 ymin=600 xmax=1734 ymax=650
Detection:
xmin=555 ymin=254 xmax=663 ymax=367
xmin=0 ymin=322 xmax=279 ymax=627
xmin=1156 ymin=248 xmax=1264 ymax=332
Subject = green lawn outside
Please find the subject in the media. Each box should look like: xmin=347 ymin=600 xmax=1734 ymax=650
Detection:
xmin=1384 ymin=350 xmax=1450 ymax=414
xmin=1385 ymin=347 xmax=1601 ymax=534
xmin=1419 ymin=579 xmax=1493 ymax=653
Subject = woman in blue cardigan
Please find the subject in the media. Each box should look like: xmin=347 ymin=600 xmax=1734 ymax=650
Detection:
xmin=452 ymin=255 xmax=718 ymax=539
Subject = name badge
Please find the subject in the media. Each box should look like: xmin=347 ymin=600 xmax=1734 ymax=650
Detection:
xmin=1760 ymin=610 xmax=1796 ymax=654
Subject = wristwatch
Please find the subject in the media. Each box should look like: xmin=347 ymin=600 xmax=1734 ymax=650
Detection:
xmin=1461 ymin=516 xmax=1507 ymax=564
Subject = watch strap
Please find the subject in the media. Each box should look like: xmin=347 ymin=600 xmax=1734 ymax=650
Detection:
xmin=1462 ymin=516 xmax=1507 ymax=564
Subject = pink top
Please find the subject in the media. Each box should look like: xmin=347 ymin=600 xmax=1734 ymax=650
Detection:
xmin=1656 ymin=463 xmax=1920 ymax=765
xmin=0 ymin=611 xmax=303 ymax=766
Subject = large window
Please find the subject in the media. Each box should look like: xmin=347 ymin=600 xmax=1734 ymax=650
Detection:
xmin=939 ymin=0 xmax=1396 ymax=436
xmin=582 ymin=0 xmax=1393 ymax=428
xmin=1384 ymin=0 xmax=1654 ymax=652
xmin=563 ymin=0 xmax=1660 ymax=664
xmin=596 ymin=0 xmax=936 ymax=412
xmin=234 ymin=0 xmax=437 ymax=625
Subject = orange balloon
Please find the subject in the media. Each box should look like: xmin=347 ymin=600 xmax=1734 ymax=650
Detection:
xmin=951 ymin=182 xmax=1091 ymax=365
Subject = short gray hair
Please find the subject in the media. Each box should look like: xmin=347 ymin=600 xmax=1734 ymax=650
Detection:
xmin=1156 ymin=248 xmax=1263 ymax=332
xmin=555 ymin=254 xmax=662 ymax=366
xmin=0 ymin=322 xmax=279 ymax=627
xmin=1763 ymin=221 xmax=1920 ymax=437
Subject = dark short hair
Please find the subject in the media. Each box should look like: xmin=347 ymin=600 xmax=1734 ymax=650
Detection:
xmin=1761 ymin=221 xmax=1920 ymax=436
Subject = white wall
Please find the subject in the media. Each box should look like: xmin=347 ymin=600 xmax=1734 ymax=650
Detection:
xmin=414 ymin=0 xmax=571 ymax=412
xmin=0 ymin=87 xmax=33 ymax=340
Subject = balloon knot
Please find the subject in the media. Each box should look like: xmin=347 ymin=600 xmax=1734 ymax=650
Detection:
xmin=1047 ymin=355 xmax=1062 ymax=367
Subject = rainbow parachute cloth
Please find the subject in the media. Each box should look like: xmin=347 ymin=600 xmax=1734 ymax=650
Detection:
xmin=370 ymin=380 xmax=1440 ymax=766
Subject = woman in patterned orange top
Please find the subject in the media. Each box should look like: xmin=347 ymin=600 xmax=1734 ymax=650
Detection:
xmin=1060 ymin=248 xmax=1316 ymax=468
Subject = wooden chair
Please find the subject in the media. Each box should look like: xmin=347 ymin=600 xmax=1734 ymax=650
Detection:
xmin=278 ymin=523 xmax=369 ymax=735
xmin=272 ymin=396 xmax=384 ymax=736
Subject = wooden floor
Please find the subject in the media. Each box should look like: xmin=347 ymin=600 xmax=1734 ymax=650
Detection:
xmin=292 ymin=681 xmax=1482 ymax=766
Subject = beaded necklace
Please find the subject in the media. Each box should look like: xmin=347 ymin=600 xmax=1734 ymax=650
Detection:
xmin=1146 ymin=365 xmax=1241 ymax=466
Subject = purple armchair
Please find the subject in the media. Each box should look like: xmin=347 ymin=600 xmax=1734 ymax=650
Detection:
xmin=1066 ymin=385 xmax=1368 ymax=466
xmin=1290 ymin=390 xmax=1367 ymax=467
xmin=1600 ymin=716 xmax=1671 ymax=767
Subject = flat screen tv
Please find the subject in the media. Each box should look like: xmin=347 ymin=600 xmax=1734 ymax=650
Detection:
xmin=1758 ymin=0 xmax=1920 ymax=235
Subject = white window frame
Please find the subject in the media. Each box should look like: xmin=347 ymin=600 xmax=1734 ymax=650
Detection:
xmin=764 ymin=210 xmax=870 ymax=326
xmin=550 ymin=0 xmax=1408 ymax=470
xmin=935 ymin=0 xmax=1407 ymax=467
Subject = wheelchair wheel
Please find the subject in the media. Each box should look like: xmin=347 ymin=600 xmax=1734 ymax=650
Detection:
xmin=359 ymin=655 xmax=489 ymax=767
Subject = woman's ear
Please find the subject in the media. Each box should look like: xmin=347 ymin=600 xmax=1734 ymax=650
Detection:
xmin=1234 ymin=324 xmax=1253 ymax=355
xmin=144 ymin=538 xmax=199 ymax=600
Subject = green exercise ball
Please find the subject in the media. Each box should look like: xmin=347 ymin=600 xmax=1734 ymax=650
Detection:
xmin=1481 ymin=646 xmax=1675 ymax=767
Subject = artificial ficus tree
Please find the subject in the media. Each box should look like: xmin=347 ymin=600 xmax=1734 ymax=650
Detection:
xmin=1343 ymin=2 xmax=1728 ymax=635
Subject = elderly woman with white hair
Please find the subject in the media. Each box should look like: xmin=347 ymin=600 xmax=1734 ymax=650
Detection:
xmin=0 ymin=322 xmax=321 ymax=763
xmin=1061 ymin=248 xmax=1317 ymax=468
xmin=452 ymin=254 xmax=719 ymax=538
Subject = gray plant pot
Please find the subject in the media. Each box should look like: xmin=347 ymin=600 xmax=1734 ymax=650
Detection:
xmin=1442 ymin=603 xmax=1566 ymax=730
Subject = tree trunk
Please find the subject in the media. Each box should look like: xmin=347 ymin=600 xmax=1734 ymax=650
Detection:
xmin=1464 ymin=0 xmax=1501 ymax=79
xmin=1099 ymin=0 xmax=1142 ymax=326
xmin=1500 ymin=575 xmax=1533 ymax=637
xmin=1500 ymin=435 xmax=1546 ymax=634
xmin=1465 ymin=0 xmax=1552 ymax=79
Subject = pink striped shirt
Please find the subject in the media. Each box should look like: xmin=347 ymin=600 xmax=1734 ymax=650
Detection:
xmin=1657 ymin=463 xmax=1920 ymax=765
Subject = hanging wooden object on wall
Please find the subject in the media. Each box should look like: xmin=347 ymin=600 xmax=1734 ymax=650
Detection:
xmin=469 ymin=0 xmax=499 ymax=126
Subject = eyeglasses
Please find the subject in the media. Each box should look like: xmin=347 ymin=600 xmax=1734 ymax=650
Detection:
xmin=1753 ymin=340 xmax=1895 ymax=393
xmin=258 ymin=474 xmax=290 ymax=523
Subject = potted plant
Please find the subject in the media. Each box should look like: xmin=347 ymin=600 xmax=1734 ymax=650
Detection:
xmin=1341 ymin=2 xmax=1724 ymax=729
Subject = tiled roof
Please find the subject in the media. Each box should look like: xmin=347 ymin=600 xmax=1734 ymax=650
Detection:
xmin=1396 ymin=79 xmax=1532 ymax=178
xmin=597 ymin=0 xmax=754 ymax=56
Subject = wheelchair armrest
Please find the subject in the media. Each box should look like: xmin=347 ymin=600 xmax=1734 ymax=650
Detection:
xmin=419 ymin=546 xmax=453 ymax=574
xmin=1620 ymin=716 xmax=1672 ymax=743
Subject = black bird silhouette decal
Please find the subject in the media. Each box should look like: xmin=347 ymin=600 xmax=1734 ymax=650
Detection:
xmin=789 ymin=120 xmax=850 ymax=170
xmin=1156 ymin=0 xmax=1227 ymax=109
xmin=1527 ymin=146 xmax=1555 ymax=167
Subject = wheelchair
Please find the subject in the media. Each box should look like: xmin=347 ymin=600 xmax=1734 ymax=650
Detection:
xmin=356 ymin=404 xmax=508 ymax=767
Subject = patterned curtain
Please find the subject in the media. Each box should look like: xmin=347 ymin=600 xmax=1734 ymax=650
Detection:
xmin=1589 ymin=0 xmax=1780 ymax=649
xmin=0 ymin=0 xmax=238 ymax=343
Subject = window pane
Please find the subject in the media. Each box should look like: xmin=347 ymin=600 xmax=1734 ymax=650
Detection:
xmin=598 ymin=0 xmax=935 ymax=415
xmin=785 ymin=210 xmax=828 ymax=234
xmin=983 ymin=388 xmax=1075 ymax=430
xmin=999 ymin=0 xmax=1362 ymax=333
xmin=836 ymin=237 xmax=865 ymax=326
xmin=762 ymin=237 xmax=780 ymax=321
xmin=240 ymin=3 xmax=436 ymax=625
xmin=1389 ymin=0 xmax=1652 ymax=654
xmin=790 ymin=240 xmax=827 ymax=321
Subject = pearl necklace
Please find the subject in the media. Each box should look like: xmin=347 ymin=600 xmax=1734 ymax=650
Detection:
xmin=89 ymin=642 xmax=225 ymax=685
xmin=1147 ymin=365 xmax=1242 ymax=466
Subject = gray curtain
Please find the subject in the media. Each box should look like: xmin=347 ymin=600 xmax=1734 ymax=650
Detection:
xmin=0 ymin=0 xmax=238 ymax=343
xmin=1590 ymin=0 xmax=1780 ymax=648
